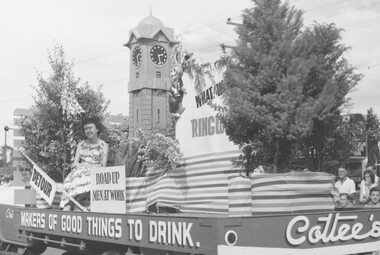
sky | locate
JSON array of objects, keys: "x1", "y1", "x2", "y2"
[{"x1": 0, "y1": 0, "x2": 380, "y2": 146}]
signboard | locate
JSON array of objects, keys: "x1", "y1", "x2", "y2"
[
  {"x1": 29, "y1": 165, "x2": 57, "y2": 205},
  {"x1": 218, "y1": 210, "x2": 380, "y2": 255},
  {"x1": 176, "y1": 75, "x2": 239, "y2": 157},
  {"x1": 15, "y1": 208, "x2": 204, "y2": 254},
  {"x1": 90, "y1": 166, "x2": 126, "y2": 214},
  {"x1": 12, "y1": 206, "x2": 380, "y2": 254}
]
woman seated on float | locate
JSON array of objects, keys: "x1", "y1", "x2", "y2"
[{"x1": 61, "y1": 117, "x2": 109, "y2": 210}]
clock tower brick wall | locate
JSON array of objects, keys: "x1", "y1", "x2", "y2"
[{"x1": 125, "y1": 16, "x2": 174, "y2": 136}]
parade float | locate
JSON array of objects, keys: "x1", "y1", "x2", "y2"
[{"x1": 0, "y1": 30, "x2": 378, "y2": 255}]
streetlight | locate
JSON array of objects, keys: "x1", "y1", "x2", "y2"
[{"x1": 4, "y1": 126, "x2": 9, "y2": 164}]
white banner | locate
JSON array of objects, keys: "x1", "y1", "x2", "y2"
[
  {"x1": 176, "y1": 75, "x2": 239, "y2": 157},
  {"x1": 30, "y1": 165, "x2": 57, "y2": 205},
  {"x1": 90, "y1": 166, "x2": 126, "y2": 214}
]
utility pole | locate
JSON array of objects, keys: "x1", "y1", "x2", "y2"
[
  {"x1": 226, "y1": 17, "x2": 242, "y2": 26},
  {"x1": 4, "y1": 126, "x2": 9, "y2": 165},
  {"x1": 222, "y1": 18, "x2": 243, "y2": 50}
]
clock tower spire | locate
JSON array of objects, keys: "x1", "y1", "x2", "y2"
[{"x1": 124, "y1": 15, "x2": 176, "y2": 136}]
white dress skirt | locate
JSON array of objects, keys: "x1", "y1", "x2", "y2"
[{"x1": 60, "y1": 140, "x2": 106, "y2": 208}]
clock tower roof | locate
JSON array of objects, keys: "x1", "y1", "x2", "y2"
[
  {"x1": 124, "y1": 15, "x2": 176, "y2": 48},
  {"x1": 138, "y1": 15, "x2": 164, "y2": 28}
]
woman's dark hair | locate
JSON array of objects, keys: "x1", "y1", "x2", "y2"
[
  {"x1": 82, "y1": 116, "x2": 102, "y2": 133},
  {"x1": 363, "y1": 169, "x2": 375, "y2": 184}
]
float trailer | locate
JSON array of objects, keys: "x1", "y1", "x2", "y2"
[{"x1": 0, "y1": 204, "x2": 380, "y2": 255}]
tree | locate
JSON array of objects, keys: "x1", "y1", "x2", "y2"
[
  {"x1": 21, "y1": 45, "x2": 109, "y2": 181},
  {"x1": 308, "y1": 114, "x2": 365, "y2": 173},
  {"x1": 215, "y1": 0, "x2": 361, "y2": 172},
  {"x1": 366, "y1": 108, "x2": 380, "y2": 167}
]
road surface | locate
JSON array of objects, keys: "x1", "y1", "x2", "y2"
[{"x1": 43, "y1": 247, "x2": 66, "y2": 255}]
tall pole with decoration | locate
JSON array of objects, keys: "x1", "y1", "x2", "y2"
[{"x1": 60, "y1": 85, "x2": 84, "y2": 180}]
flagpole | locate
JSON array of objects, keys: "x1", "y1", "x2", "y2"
[
  {"x1": 60, "y1": 86, "x2": 85, "y2": 179},
  {"x1": 61, "y1": 119, "x2": 67, "y2": 181}
]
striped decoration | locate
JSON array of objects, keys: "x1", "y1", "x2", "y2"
[
  {"x1": 228, "y1": 175, "x2": 252, "y2": 216},
  {"x1": 34, "y1": 150, "x2": 242, "y2": 213},
  {"x1": 60, "y1": 87, "x2": 84, "y2": 168},
  {"x1": 125, "y1": 177, "x2": 148, "y2": 213},
  {"x1": 68, "y1": 121, "x2": 75, "y2": 165},
  {"x1": 35, "y1": 158, "x2": 335, "y2": 216},
  {"x1": 145, "y1": 150, "x2": 242, "y2": 215},
  {"x1": 251, "y1": 172, "x2": 335, "y2": 214},
  {"x1": 36, "y1": 184, "x2": 63, "y2": 209}
]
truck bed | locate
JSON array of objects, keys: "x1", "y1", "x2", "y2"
[{"x1": 0, "y1": 204, "x2": 379, "y2": 255}]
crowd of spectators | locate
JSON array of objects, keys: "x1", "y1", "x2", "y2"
[{"x1": 334, "y1": 166, "x2": 380, "y2": 208}]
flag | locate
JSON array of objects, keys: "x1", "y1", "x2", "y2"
[{"x1": 60, "y1": 87, "x2": 84, "y2": 118}]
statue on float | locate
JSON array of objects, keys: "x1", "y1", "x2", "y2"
[{"x1": 169, "y1": 38, "x2": 193, "y2": 118}]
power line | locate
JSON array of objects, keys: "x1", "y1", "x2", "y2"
[
  {"x1": 345, "y1": 16, "x2": 380, "y2": 31},
  {"x1": 76, "y1": 50, "x2": 126, "y2": 64},
  {"x1": 305, "y1": 0, "x2": 347, "y2": 13},
  {"x1": 183, "y1": 15, "x2": 241, "y2": 34},
  {"x1": 100, "y1": 78, "x2": 129, "y2": 86},
  {"x1": 2, "y1": 2, "x2": 380, "y2": 97},
  {"x1": 324, "y1": 1, "x2": 380, "y2": 19},
  {"x1": 184, "y1": 30, "x2": 235, "y2": 47}
]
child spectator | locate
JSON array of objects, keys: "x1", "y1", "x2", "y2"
[
  {"x1": 338, "y1": 193, "x2": 353, "y2": 208},
  {"x1": 364, "y1": 187, "x2": 380, "y2": 208}
]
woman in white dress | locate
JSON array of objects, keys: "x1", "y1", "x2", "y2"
[
  {"x1": 61, "y1": 117, "x2": 109, "y2": 210},
  {"x1": 359, "y1": 169, "x2": 376, "y2": 204}
]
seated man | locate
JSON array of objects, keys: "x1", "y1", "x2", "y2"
[{"x1": 334, "y1": 167, "x2": 356, "y2": 201}]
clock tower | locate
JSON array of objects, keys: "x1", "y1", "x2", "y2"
[{"x1": 124, "y1": 14, "x2": 176, "y2": 135}]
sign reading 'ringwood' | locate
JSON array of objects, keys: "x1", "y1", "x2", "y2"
[{"x1": 176, "y1": 75, "x2": 238, "y2": 157}]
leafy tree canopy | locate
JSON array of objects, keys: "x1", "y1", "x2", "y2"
[
  {"x1": 216, "y1": 0, "x2": 362, "y2": 172},
  {"x1": 21, "y1": 45, "x2": 110, "y2": 181}
]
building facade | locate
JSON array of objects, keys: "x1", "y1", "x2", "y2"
[
  {"x1": 124, "y1": 15, "x2": 176, "y2": 135},
  {"x1": 12, "y1": 108, "x2": 33, "y2": 168}
]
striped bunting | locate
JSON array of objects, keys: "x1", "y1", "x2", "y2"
[
  {"x1": 35, "y1": 159, "x2": 335, "y2": 217},
  {"x1": 251, "y1": 172, "x2": 335, "y2": 214},
  {"x1": 145, "y1": 150, "x2": 242, "y2": 215},
  {"x1": 125, "y1": 177, "x2": 148, "y2": 213},
  {"x1": 36, "y1": 184, "x2": 63, "y2": 209},
  {"x1": 228, "y1": 175, "x2": 252, "y2": 216}
]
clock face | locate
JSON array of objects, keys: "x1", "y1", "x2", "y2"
[
  {"x1": 132, "y1": 46, "x2": 142, "y2": 67},
  {"x1": 150, "y1": 45, "x2": 167, "y2": 66}
]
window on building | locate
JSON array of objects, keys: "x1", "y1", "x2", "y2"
[
  {"x1": 156, "y1": 71, "x2": 161, "y2": 78},
  {"x1": 136, "y1": 110, "x2": 139, "y2": 124},
  {"x1": 136, "y1": 72, "x2": 139, "y2": 79},
  {"x1": 157, "y1": 109, "x2": 160, "y2": 123}
]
